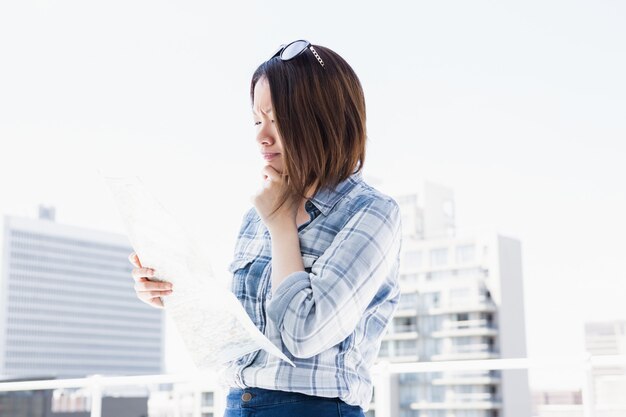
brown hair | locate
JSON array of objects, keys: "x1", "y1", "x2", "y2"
[{"x1": 250, "y1": 43, "x2": 367, "y2": 217}]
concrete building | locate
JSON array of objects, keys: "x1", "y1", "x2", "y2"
[
  {"x1": 374, "y1": 182, "x2": 531, "y2": 417},
  {"x1": 0, "y1": 207, "x2": 165, "y2": 379}
]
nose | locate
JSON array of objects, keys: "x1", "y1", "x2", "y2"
[
  {"x1": 257, "y1": 135, "x2": 274, "y2": 146},
  {"x1": 256, "y1": 124, "x2": 275, "y2": 146}
]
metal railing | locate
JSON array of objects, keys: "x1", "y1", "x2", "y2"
[
  {"x1": 0, "y1": 355, "x2": 625, "y2": 417},
  {"x1": 372, "y1": 354, "x2": 626, "y2": 417}
]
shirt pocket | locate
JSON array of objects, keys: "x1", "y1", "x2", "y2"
[
  {"x1": 228, "y1": 256, "x2": 256, "y2": 274},
  {"x1": 227, "y1": 255, "x2": 257, "y2": 296}
]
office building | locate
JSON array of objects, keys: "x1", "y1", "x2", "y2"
[{"x1": 0, "y1": 207, "x2": 165, "y2": 378}]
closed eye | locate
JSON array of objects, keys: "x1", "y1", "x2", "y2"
[{"x1": 254, "y1": 120, "x2": 274, "y2": 126}]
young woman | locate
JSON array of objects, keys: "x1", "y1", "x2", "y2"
[{"x1": 130, "y1": 40, "x2": 402, "y2": 417}]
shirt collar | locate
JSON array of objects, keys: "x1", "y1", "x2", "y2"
[{"x1": 308, "y1": 170, "x2": 363, "y2": 216}]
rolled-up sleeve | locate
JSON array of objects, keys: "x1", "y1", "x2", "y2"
[{"x1": 266, "y1": 196, "x2": 402, "y2": 358}]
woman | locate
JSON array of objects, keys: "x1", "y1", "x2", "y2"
[{"x1": 130, "y1": 40, "x2": 402, "y2": 417}]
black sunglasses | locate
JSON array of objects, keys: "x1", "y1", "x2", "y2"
[{"x1": 270, "y1": 40, "x2": 325, "y2": 69}]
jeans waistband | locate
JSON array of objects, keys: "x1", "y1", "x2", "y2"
[{"x1": 226, "y1": 387, "x2": 339, "y2": 408}]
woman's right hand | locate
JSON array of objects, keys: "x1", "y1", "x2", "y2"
[{"x1": 128, "y1": 252, "x2": 173, "y2": 309}]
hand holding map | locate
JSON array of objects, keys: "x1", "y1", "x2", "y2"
[{"x1": 105, "y1": 176, "x2": 295, "y2": 369}]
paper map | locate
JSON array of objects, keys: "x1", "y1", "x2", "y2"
[{"x1": 105, "y1": 176, "x2": 295, "y2": 369}]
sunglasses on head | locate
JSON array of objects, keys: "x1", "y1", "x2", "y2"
[{"x1": 270, "y1": 39, "x2": 325, "y2": 69}]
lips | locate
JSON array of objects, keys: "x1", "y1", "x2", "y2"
[{"x1": 262, "y1": 153, "x2": 280, "y2": 161}]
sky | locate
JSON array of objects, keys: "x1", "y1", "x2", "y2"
[{"x1": 1, "y1": 1, "x2": 625, "y2": 390}]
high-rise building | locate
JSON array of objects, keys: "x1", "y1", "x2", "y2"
[
  {"x1": 374, "y1": 182, "x2": 531, "y2": 417},
  {"x1": 0, "y1": 208, "x2": 165, "y2": 378}
]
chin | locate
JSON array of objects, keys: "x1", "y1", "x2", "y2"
[{"x1": 266, "y1": 161, "x2": 284, "y2": 174}]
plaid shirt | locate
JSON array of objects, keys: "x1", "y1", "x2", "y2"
[{"x1": 220, "y1": 171, "x2": 402, "y2": 410}]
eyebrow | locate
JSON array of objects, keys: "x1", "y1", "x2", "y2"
[{"x1": 252, "y1": 108, "x2": 273, "y2": 115}]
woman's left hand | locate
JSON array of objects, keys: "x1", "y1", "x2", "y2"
[{"x1": 251, "y1": 165, "x2": 299, "y2": 232}]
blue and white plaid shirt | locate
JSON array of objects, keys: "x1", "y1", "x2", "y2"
[{"x1": 220, "y1": 171, "x2": 402, "y2": 410}]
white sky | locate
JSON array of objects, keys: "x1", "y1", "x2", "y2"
[{"x1": 1, "y1": 1, "x2": 624, "y2": 390}]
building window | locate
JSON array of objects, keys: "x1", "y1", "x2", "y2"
[
  {"x1": 430, "y1": 248, "x2": 448, "y2": 267},
  {"x1": 400, "y1": 273, "x2": 419, "y2": 286},
  {"x1": 455, "y1": 244, "x2": 475, "y2": 264},
  {"x1": 398, "y1": 292, "x2": 418, "y2": 310},
  {"x1": 456, "y1": 313, "x2": 469, "y2": 321},
  {"x1": 394, "y1": 317, "x2": 417, "y2": 333},
  {"x1": 421, "y1": 292, "x2": 440, "y2": 309}
]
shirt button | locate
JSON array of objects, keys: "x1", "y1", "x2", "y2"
[
  {"x1": 305, "y1": 201, "x2": 313, "y2": 210},
  {"x1": 241, "y1": 392, "x2": 252, "y2": 402}
]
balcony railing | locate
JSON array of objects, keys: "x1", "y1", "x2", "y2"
[
  {"x1": 442, "y1": 319, "x2": 492, "y2": 330},
  {"x1": 432, "y1": 326, "x2": 498, "y2": 338},
  {"x1": 0, "y1": 355, "x2": 625, "y2": 417},
  {"x1": 390, "y1": 324, "x2": 418, "y2": 334}
]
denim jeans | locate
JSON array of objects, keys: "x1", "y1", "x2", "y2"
[{"x1": 224, "y1": 387, "x2": 366, "y2": 417}]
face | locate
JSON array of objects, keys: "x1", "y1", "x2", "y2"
[{"x1": 252, "y1": 77, "x2": 284, "y2": 173}]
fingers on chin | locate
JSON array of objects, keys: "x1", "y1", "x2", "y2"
[{"x1": 262, "y1": 165, "x2": 280, "y2": 178}]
